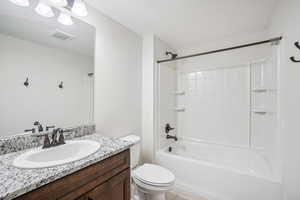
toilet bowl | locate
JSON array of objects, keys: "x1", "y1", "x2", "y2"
[
  {"x1": 120, "y1": 135, "x2": 175, "y2": 200},
  {"x1": 132, "y1": 164, "x2": 175, "y2": 200}
]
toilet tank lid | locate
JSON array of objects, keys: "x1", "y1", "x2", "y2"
[{"x1": 121, "y1": 135, "x2": 140, "y2": 143}]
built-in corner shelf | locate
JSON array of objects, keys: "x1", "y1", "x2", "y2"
[
  {"x1": 174, "y1": 91, "x2": 185, "y2": 95},
  {"x1": 252, "y1": 110, "x2": 268, "y2": 115},
  {"x1": 252, "y1": 109, "x2": 276, "y2": 115},
  {"x1": 252, "y1": 88, "x2": 277, "y2": 93},
  {"x1": 174, "y1": 107, "x2": 185, "y2": 112}
]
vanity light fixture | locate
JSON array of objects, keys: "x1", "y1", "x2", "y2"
[
  {"x1": 9, "y1": 0, "x2": 30, "y2": 7},
  {"x1": 48, "y1": 0, "x2": 67, "y2": 7},
  {"x1": 9, "y1": 0, "x2": 89, "y2": 26},
  {"x1": 35, "y1": 1, "x2": 54, "y2": 18},
  {"x1": 71, "y1": 0, "x2": 88, "y2": 17},
  {"x1": 58, "y1": 12, "x2": 73, "y2": 25}
]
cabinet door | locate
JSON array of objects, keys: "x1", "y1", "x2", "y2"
[
  {"x1": 16, "y1": 150, "x2": 130, "y2": 200},
  {"x1": 75, "y1": 195, "x2": 88, "y2": 200},
  {"x1": 87, "y1": 169, "x2": 130, "y2": 200}
]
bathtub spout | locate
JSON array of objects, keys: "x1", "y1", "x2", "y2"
[{"x1": 166, "y1": 135, "x2": 178, "y2": 141}]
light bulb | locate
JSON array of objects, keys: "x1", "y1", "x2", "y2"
[
  {"x1": 58, "y1": 12, "x2": 73, "y2": 26},
  {"x1": 35, "y1": 2, "x2": 54, "y2": 18},
  {"x1": 72, "y1": 0, "x2": 88, "y2": 17},
  {"x1": 48, "y1": 0, "x2": 67, "y2": 7},
  {"x1": 9, "y1": 0, "x2": 30, "y2": 7}
]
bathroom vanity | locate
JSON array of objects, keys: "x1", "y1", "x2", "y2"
[
  {"x1": 0, "y1": 134, "x2": 133, "y2": 200},
  {"x1": 15, "y1": 150, "x2": 130, "y2": 200}
]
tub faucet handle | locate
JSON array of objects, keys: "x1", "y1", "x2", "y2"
[{"x1": 165, "y1": 123, "x2": 175, "y2": 133}]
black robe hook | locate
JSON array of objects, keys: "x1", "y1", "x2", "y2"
[
  {"x1": 295, "y1": 42, "x2": 300, "y2": 50},
  {"x1": 290, "y1": 56, "x2": 300, "y2": 63},
  {"x1": 59, "y1": 81, "x2": 63, "y2": 89},
  {"x1": 24, "y1": 78, "x2": 29, "y2": 87},
  {"x1": 290, "y1": 41, "x2": 300, "y2": 63}
]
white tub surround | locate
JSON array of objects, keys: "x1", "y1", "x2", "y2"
[
  {"x1": 156, "y1": 43, "x2": 282, "y2": 200},
  {"x1": 156, "y1": 140, "x2": 282, "y2": 200}
]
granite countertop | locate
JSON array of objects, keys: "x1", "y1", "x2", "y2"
[{"x1": 0, "y1": 133, "x2": 133, "y2": 200}]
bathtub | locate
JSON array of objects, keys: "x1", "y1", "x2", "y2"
[{"x1": 155, "y1": 140, "x2": 282, "y2": 200}]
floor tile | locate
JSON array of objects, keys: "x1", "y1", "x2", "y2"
[
  {"x1": 174, "y1": 193, "x2": 208, "y2": 200},
  {"x1": 166, "y1": 191, "x2": 178, "y2": 200}
]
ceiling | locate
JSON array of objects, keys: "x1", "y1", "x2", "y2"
[
  {"x1": 86, "y1": 0, "x2": 279, "y2": 49},
  {"x1": 0, "y1": 0, "x2": 95, "y2": 57}
]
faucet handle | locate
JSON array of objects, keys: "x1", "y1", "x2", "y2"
[
  {"x1": 58, "y1": 132, "x2": 66, "y2": 145},
  {"x1": 46, "y1": 125, "x2": 55, "y2": 131},
  {"x1": 165, "y1": 123, "x2": 175, "y2": 133},
  {"x1": 24, "y1": 128, "x2": 35, "y2": 134},
  {"x1": 42, "y1": 135, "x2": 51, "y2": 149},
  {"x1": 33, "y1": 121, "x2": 44, "y2": 132},
  {"x1": 50, "y1": 128, "x2": 60, "y2": 146}
]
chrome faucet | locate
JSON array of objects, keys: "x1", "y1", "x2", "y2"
[
  {"x1": 30, "y1": 122, "x2": 71, "y2": 148},
  {"x1": 48, "y1": 128, "x2": 67, "y2": 147},
  {"x1": 50, "y1": 128, "x2": 60, "y2": 147},
  {"x1": 41, "y1": 128, "x2": 67, "y2": 149},
  {"x1": 42, "y1": 134, "x2": 51, "y2": 148}
]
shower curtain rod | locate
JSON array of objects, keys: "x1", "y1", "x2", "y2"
[{"x1": 157, "y1": 36, "x2": 282, "y2": 64}]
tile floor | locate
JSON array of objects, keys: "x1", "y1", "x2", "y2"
[{"x1": 166, "y1": 191, "x2": 208, "y2": 200}]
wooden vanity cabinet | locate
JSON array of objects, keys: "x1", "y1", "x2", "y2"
[
  {"x1": 84, "y1": 169, "x2": 130, "y2": 200},
  {"x1": 15, "y1": 150, "x2": 130, "y2": 200}
]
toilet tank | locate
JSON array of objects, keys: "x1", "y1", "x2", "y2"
[{"x1": 121, "y1": 135, "x2": 141, "y2": 169}]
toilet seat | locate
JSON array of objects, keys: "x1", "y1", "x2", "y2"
[
  {"x1": 134, "y1": 176, "x2": 172, "y2": 187},
  {"x1": 133, "y1": 164, "x2": 175, "y2": 187},
  {"x1": 133, "y1": 176, "x2": 173, "y2": 193}
]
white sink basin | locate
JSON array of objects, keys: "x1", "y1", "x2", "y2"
[{"x1": 13, "y1": 140, "x2": 100, "y2": 169}]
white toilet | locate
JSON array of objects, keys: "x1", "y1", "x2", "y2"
[{"x1": 121, "y1": 135, "x2": 175, "y2": 200}]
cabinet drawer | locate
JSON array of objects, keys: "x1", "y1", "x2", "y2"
[{"x1": 15, "y1": 150, "x2": 130, "y2": 200}]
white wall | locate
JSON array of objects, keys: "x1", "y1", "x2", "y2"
[
  {"x1": 80, "y1": 5, "x2": 142, "y2": 138},
  {"x1": 158, "y1": 61, "x2": 177, "y2": 149},
  {"x1": 0, "y1": 33, "x2": 93, "y2": 136},
  {"x1": 142, "y1": 34, "x2": 155, "y2": 163},
  {"x1": 269, "y1": 0, "x2": 300, "y2": 199},
  {"x1": 142, "y1": 34, "x2": 176, "y2": 162},
  {"x1": 155, "y1": 38, "x2": 178, "y2": 152}
]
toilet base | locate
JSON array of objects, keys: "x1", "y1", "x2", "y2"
[
  {"x1": 131, "y1": 182, "x2": 166, "y2": 200},
  {"x1": 134, "y1": 190, "x2": 166, "y2": 200}
]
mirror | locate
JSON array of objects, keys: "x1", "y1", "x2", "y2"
[{"x1": 0, "y1": 0, "x2": 95, "y2": 137}]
